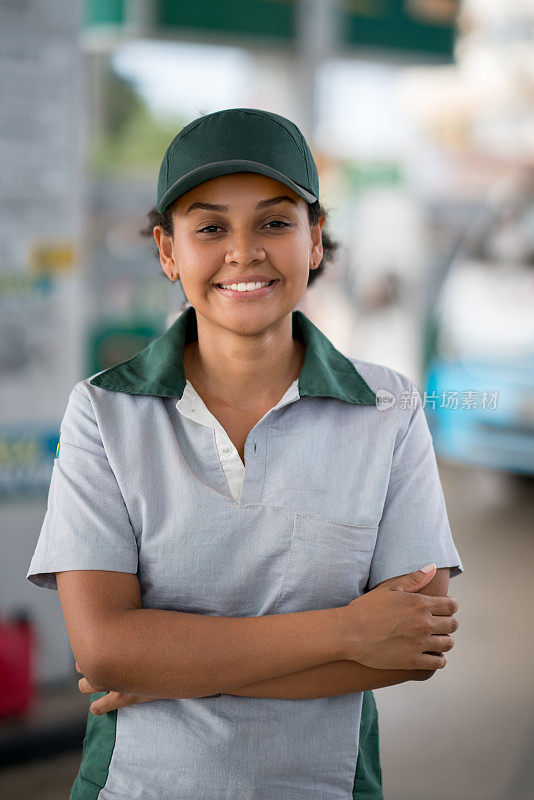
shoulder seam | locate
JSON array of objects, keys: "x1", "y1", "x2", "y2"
[
  {"x1": 73, "y1": 386, "x2": 92, "y2": 404},
  {"x1": 394, "y1": 379, "x2": 423, "y2": 452}
]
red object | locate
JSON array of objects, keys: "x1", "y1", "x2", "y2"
[{"x1": 0, "y1": 613, "x2": 35, "y2": 718}]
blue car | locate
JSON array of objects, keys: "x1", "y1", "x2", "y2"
[
  {"x1": 425, "y1": 356, "x2": 534, "y2": 476},
  {"x1": 423, "y1": 180, "x2": 534, "y2": 476}
]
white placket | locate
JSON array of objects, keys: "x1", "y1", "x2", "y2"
[{"x1": 176, "y1": 380, "x2": 245, "y2": 504}]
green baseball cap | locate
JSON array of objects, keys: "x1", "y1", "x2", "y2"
[{"x1": 156, "y1": 107, "x2": 319, "y2": 214}]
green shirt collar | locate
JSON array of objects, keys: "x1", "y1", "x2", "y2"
[{"x1": 89, "y1": 305, "x2": 376, "y2": 406}]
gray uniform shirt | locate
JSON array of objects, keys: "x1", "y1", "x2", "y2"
[{"x1": 27, "y1": 305, "x2": 463, "y2": 800}]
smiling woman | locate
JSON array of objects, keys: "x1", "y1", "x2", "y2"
[{"x1": 26, "y1": 107, "x2": 463, "y2": 800}]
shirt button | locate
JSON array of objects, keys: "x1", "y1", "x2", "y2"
[{"x1": 221, "y1": 445, "x2": 232, "y2": 455}]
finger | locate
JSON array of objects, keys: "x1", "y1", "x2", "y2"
[
  {"x1": 90, "y1": 693, "x2": 154, "y2": 715},
  {"x1": 90, "y1": 693, "x2": 142, "y2": 715},
  {"x1": 431, "y1": 615, "x2": 459, "y2": 635},
  {"x1": 426, "y1": 634, "x2": 455, "y2": 652},
  {"x1": 418, "y1": 652, "x2": 447, "y2": 669},
  {"x1": 75, "y1": 661, "x2": 82, "y2": 673},
  {"x1": 78, "y1": 676, "x2": 109, "y2": 693},
  {"x1": 90, "y1": 692, "x2": 120, "y2": 715},
  {"x1": 429, "y1": 596, "x2": 458, "y2": 615},
  {"x1": 78, "y1": 677, "x2": 97, "y2": 694}
]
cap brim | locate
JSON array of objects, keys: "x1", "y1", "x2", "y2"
[{"x1": 157, "y1": 159, "x2": 317, "y2": 213}]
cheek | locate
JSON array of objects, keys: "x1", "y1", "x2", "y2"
[
  {"x1": 281, "y1": 250, "x2": 312, "y2": 288},
  {"x1": 269, "y1": 238, "x2": 308, "y2": 272},
  {"x1": 176, "y1": 253, "x2": 216, "y2": 291},
  {"x1": 280, "y1": 234, "x2": 312, "y2": 269}
]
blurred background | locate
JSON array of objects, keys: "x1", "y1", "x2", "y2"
[{"x1": 1, "y1": 1, "x2": 533, "y2": 798}]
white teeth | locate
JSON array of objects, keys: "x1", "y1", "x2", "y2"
[{"x1": 218, "y1": 280, "x2": 273, "y2": 292}]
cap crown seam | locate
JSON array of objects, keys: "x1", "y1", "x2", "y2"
[
  {"x1": 234, "y1": 109, "x2": 306, "y2": 161},
  {"x1": 169, "y1": 116, "x2": 211, "y2": 151}
]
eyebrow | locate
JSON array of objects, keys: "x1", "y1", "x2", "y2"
[{"x1": 185, "y1": 195, "x2": 298, "y2": 215}]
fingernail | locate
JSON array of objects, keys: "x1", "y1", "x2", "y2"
[{"x1": 421, "y1": 563, "x2": 436, "y2": 573}]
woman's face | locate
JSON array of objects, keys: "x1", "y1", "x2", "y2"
[{"x1": 154, "y1": 172, "x2": 324, "y2": 334}]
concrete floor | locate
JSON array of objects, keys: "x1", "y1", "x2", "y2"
[
  {"x1": 375, "y1": 462, "x2": 534, "y2": 800},
  {"x1": 0, "y1": 461, "x2": 532, "y2": 799}
]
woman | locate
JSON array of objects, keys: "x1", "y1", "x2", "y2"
[{"x1": 27, "y1": 108, "x2": 463, "y2": 800}]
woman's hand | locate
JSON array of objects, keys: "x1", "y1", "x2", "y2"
[
  {"x1": 75, "y1": 662, "x2": 155, "y2": 716},
  {"x1": 339, "y1": 566, "x2": 458, "y2": 670}
]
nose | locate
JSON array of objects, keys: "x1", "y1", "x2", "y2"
[{"x1": 224, "y1": 228, "x2": 266, "y2": 265}]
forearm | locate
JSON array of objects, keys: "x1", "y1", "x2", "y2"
[
  {"x1": 224, "y1": 660, "x2": 427, "y2": 699},
  {"x1": 221, "y1": 575, "x2": 451, "y2": 700},
  {"x1": 92, "y1": 606, "x2": 346, "y2": 699}
]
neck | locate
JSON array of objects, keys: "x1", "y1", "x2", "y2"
[{"x1": 182, "y1": 311, "x2": 305, "y2": 410}]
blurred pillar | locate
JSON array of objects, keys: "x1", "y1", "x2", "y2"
[
  {"x1": 124, "y1": 0, "x2": 157, "y2": 36},
  {"x1": 294, "y1": 0, "x2": 342, "y2": 141}
]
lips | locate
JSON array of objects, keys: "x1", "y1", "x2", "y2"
[{"x1": 212, "y1": 274, "x2": 278, "y2": 286}]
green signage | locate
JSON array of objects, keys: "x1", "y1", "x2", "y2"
[
  {"x1": 84, "y1": 0, "x2": 458, "y2": 61},
  {"x1": 85, "y1": 0, "x2": 124, "y2": 27},
  {"x1": 341, "y1": 0, "x2": 457, "y2": 61},
  {"x1": 345, "y1": 161, "x2": 404, "y2": 191},
  {"x1": 159, "y1": 0, "x2": 292, "y2": 41}
]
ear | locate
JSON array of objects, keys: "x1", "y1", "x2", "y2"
[{"x1": 153, "y1": 225, "x2": 178, "y2": 280}]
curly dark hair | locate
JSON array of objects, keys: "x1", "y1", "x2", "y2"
[{"x1": 138, "y1": 197, "x2": 339, "y2": 288}]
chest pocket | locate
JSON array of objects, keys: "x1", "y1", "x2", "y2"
[{"x1": 273, "y1": 513, "x2": 377, "y2": 613}]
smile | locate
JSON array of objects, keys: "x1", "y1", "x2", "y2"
[{"x1": 213, "y1": 280, "x2": 279, "y2": 298}]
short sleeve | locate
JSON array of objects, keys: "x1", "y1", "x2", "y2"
[
  {"x1": 367, "y1": 381, "x2": 464, "y2": 591},
  {"x1": 26, "y1": 385, "x2": 138, "y2": 591}
]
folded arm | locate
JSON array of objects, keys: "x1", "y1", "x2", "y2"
[
  {"x1": 57, "y1": 569, "x2": 348, "y2": 698},
  {"x1": 224, "y1": 568, "x2": 451, "y2": 699},
  {"x1": 59, "y1": 567, "x2": 449, "y2": 701}
]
